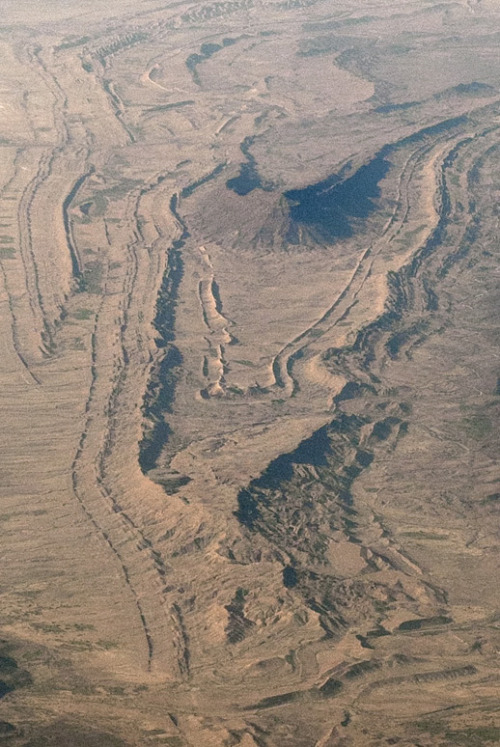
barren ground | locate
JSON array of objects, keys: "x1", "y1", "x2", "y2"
[{"x1": 0, "y1": 0, "x2": 498, "y2": 744}]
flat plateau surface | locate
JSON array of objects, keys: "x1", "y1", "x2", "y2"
[{"x1": 0, "y1": 0, "x2": 498, "y2": 744}]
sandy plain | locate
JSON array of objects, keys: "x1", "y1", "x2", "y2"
[{"x1": 0, "y1": 0, "x2": 498, "y2": 744}]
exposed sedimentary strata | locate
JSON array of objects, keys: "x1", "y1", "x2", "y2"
[{"x1": 0, "y1": 1, "x2": 498, "y2": 745}]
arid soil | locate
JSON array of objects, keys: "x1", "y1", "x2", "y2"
[{"x1": 0, "y1": 0, "x2": 498, "y2": 744}]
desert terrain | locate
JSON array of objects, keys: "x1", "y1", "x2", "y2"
[{"x1": 0, "y1": 0, "x2": 498, "y2": 744}]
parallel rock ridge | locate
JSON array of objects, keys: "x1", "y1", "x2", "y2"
[{"x1": 0, "y1": 0, "x2": 498, "y2": 744}]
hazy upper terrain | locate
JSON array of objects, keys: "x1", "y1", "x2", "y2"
[{"x1": 0, "y1": 0, "x2": 498, "y2": 744}]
